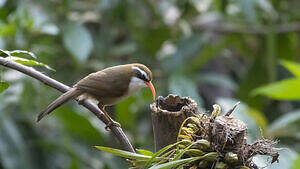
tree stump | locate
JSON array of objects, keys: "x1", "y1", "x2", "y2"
[{"x1": 150, "y1": 94, "x2": 198, "y2": 151}]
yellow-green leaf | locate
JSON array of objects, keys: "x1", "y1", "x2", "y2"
[
  {"x1": 9, "y1": 56, "x2": 55, "y2": 71},
  {"x1": 246, "y1": 108, "x2": 267, "y2": 130},
  {"x1": 10, "y1": 50, "x2": 37, "y2": 59},
  {"x1": 136, "y1": 149, "x2": 154, "y2": 156},
  {"x1": 0, "y1": 82, "x2": 9, "y2": 93},
  {"x1": 252, "y1": 79, "x2": 300, "y2": 100},
  {"x1": 280, "y1": 60, "x2": 300, "y2": 78},
  {"x1": 95, "y1": 146, "x2": 152, "y2": 160},
  {"x1": 291, "y1": 155, "x2": 300, "y2": 169},
  {"x1": 149, "y1": 157, "x2": 201, "y2": 169},
  {"x1": 0, "y1": 49, "x2": 10, "y2": 57}
]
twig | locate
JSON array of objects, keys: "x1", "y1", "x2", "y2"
[
  {"x1": 225, "y1": 102, "x2": 240, "y2": 116},
  {"x1": 0, "y1": 57, "x2": 135, "y2": 153}
]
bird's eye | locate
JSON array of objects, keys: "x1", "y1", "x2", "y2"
[
  {"x1": 133, "y1": 66, "x2": 149, "y2": 82},
  {"x1": 142, "y1": 74, "x2": 150, "y2": 82}
]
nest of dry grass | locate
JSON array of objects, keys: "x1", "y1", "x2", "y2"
[{"x1": 175, "y1": 103, "x2": 279, "y2": 169}]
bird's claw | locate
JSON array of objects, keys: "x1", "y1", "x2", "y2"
[{"x1": 105, "y1": 121, "x2": 121, "y2": 131}]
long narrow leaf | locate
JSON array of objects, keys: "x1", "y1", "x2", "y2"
[
  {"x1": 149, "y1": 157, "x2": 201, "y2": 169},
  {"x1": 171, "y1": 142, "x2": 197, "y2": 162},
  {"x1": 136, "y1": 149, "x2": 155, "y2": 156},
  {"x1": 144, "y1": 141, "x2": 185, "y2": 168},
  {"x1": 9, "y1": 56, "x2": 55, "y2": 71},
  {"x1": 10, "y1": 50, "x2": 37, "y2": 59},
  {"x1": 252, "y1": 79, "x2": 300, "y2": 100},
  {"x1": 94, "y1": 146, "x2": 152, "y2": 160}
]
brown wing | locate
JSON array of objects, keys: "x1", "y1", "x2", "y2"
[{"x1": 74, "y1": 65, "x2": 131, "y2": 99}]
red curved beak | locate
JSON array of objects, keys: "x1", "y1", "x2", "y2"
[{"x1": 145, "y1": 81, "x2": 156, "y2": 100}]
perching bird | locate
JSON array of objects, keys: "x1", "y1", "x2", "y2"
[{"x1": 37, "y1": 63, "x2": 156, "y2": 128}]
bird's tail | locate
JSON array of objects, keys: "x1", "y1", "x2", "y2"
[{"x1": 37, "y1": 88, "x2": 83, "y2": 122}]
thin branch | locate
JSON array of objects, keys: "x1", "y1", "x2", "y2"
[
  {"x1": 225, "y1": 102, "x2": 240, "y2": 116},
  {"x1": 0, "y1": 57, "x2": 135, "y2": 153}
]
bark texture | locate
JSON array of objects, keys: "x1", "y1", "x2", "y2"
[{"x1": 150, "y1": 94, "x2": 198, "y2": 151}]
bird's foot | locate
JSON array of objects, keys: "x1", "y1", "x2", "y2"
[
  {"x1": 105, "y1": 121, "x2": 121, "y2": 131},
  {"x1": 77, "y1": 99, "x2": 84, "y2": 105}
]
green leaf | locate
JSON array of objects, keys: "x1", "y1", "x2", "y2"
[
  {"x1": 0, "y1": 82, "x2": 9, "y2": 93},
  {"x1": 171, "y1": 140, "x2": 206, "y2": 162},
  {"x1": 0, "y1": 49, "x2": 10, "y2": 57},
  {"x1": 246, "y1": 108, "x2": 267, "y2": 131},
  {"x1": 280, "y1": 60, "x2": 300, "y2": 78},
  {"x1": 252, "y1": 78, "x2": 300, "y2": 100},
  {"x1": 95, "y1": 146, "x2": 152, "y2": 160},
  {"x1": 9, "y1": 56, "x2": 55, "y2": 71},
  {"x1": 144, "y1": 141, "x2": 184, "y2": 168},
  {"x1": 0, "y1": 49, "x2": 36, "y2": 59},
  {"x1": 291, "y1": 155, "x2": 300, "y2": 169},
  {"x1": 136, "y1": 149, "x2": 154, "y2": 156},
  {"x1": 9, "y1": 50, "x2": 37, "y2": 59},
  {"x1": 149, "y1": 157, "x2": 201, "y2": 169},
  {"x1": 62, "y1": 22, "x2": 93, "y2": 62}
]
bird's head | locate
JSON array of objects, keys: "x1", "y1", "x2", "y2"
[{"x1": 129, "y1": 63, "x2": 156, "y2": 100}]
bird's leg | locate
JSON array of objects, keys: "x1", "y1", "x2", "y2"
[{"x1": 98, "y1": 103, "x2": 121, "y2": 131}]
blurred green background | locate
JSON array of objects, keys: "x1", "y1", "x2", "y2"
[{"x1": 0, "y1": 0, "x2": 300, "y2": 168}]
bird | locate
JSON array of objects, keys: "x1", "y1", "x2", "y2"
[{"x1": 37, "y1": 63, "x2": 156, "y2": 129}]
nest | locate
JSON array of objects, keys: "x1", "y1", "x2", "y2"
[{"x1": 151, "y1": 95, "x2": 280, "y2": 169}]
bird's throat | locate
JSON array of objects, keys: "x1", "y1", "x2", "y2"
[{"x1": 127, "y1": 77, "x2": 147, "y2": 96}]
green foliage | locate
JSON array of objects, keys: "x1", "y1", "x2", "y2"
[
  {"x1": 252, "y1": 61, "x2": 300, "y2": 100},
  {"x1": 292, "y1": 155, "x2": 300, "y2": 169},
  {"x1": 0, "y1": 49, "x2": 10, "y2": 57},
  {"x1": 148, "y1": 157, "x2": 201, "y2": 169},
  {"x1": 95, "y1": 142, "x2": 208, "y2": 169},
  {"x1": 0, "y1": 0, "x2": 300, "y2": 168},
  {"x1": 280, "y1": 60, "x2": 300, "y2": 78},
  {"x1": 10, "y1": 56, "x2": 54, "y2": 71},
  {"x1": 0, "y1": 49, "x2": 54, "y2": 70},
  {"x1": 0, "y1": 81, "x2": 9, "y2": 93},
  {"x1": 95, "y1": 146, "x2": 152, "y2": 160},
  {"x1": 9, "y1": 50, "x2": 37, "y2": 59},
  {"x1": 252, "y1": 79, "x2": 300, "y2": 100},
  {"x1": 136, "y1": 149, "x2": 154, "y2": 156}
]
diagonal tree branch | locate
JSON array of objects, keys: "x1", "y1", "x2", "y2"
[{"x1": 0, "y1": 56, "x2": 135, "y2": 153}]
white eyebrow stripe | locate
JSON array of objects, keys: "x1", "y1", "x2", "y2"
[{"x1": 132, "y1": 66, "x2": 149, "y2": 80}]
